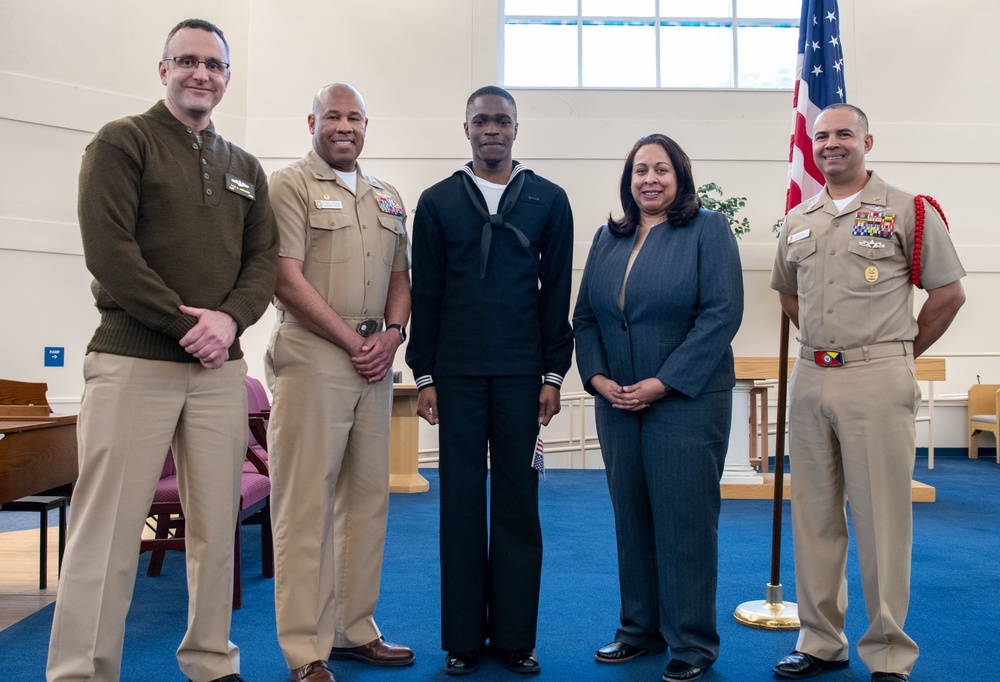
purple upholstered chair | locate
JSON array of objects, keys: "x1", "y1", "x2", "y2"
[{"x1": 140, "y1": 376, "x2": 273, "y2": 609}]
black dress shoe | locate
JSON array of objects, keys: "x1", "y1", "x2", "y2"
[
  {"x1": 871, "y1": 674, "x2": 908, "y2": 682},
  {"x1": 663, "y1": 658, "x2": 704, "y2": 682},
  {"x1": 191, "y1": 676, "x2": 247, "y2": 682},
  {"x1": 595, "y1": 641, "x2": 652, "y2": 663},
  {"x1": 773, "y1": 651, "x2": 850, "y2": 679},
  {"x1": 500, "y1": 649, "x2": 540, "y2": 675},
  {"x1": 444, "y1": 650, "x2": 481, "y2": 675}
]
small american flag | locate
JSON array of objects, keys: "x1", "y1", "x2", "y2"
[
  {"x1": 531, "y1": 435, "x2": 545, "y2": 478},
  {"x1": 786, "y1": 0, "x2": 846, "y2": 212}
]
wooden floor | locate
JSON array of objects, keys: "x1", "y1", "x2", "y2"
[
  {"x1": 0, "y1": 522, "x2": 163, "y2": 633},
  {"x1": 0, "y1": 527, "x2": 60, "y2": 632}
]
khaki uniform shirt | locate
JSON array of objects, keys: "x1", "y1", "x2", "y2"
[
  {"x1": 269, "y1": 150, "x2": 409, "y2": 320},
  {"x1": 771, "y1": 171, "x2": 965, "y2": 350}
]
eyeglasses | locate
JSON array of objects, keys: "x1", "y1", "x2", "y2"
[{"x1": 164, "y1": 56, "x2": 229, "y2": 75}]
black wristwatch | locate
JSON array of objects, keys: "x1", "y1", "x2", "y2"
[{"x1": 386, "y1": 323, "x2": 406, "y2": 342}]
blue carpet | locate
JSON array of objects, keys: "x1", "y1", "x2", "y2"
[{"x1": 1, "y1": 456, "x2": 998, "y2": 681}]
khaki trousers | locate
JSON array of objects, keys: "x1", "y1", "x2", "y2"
[
  {"x1": 47, "y1": 353, "x2": 248, "y2": 682},
  {"x1": 266, "y1": 321, "x2": 390, "y2": 668},
  {"x1": 788, "y1": 354, "x2": 920, "y2": 675}
]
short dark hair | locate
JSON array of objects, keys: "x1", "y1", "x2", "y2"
[
  {"x1": 608, "y1": 134, "x2": 700, "y2": 237},
  {"x1": 465, "y1": 85, "x2": 517, "y2": 119},
  {"x1": 820, "y1": 103, "x2": 869, "y2": 135},
  {"x1": 163, "y1": 18, "x2": 229, "y2": 62}
]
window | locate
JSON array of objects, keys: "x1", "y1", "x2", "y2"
[{"x1": 501, "y1": 0, "x2": 800, "y2": 89}]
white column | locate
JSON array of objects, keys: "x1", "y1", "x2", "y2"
[{"x1": 722, "y1": 379, "x2": 764, "y2": 484}]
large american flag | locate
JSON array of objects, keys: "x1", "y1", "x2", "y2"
[{"x1": 786, "y1": 0, "x2": 846, "y2": 212}]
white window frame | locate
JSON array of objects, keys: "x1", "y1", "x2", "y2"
[{"x1": 499, "y1": 0, "x2": 800, "y2": 90}]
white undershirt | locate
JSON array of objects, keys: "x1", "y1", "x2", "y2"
[
  {"x1": 833, "y1": 190, "x2": 862, "y2": 212},
  {"x1": 334, "y1": 169, "x2": 358, "y2": 195},
  {"x1": 474, "y1": 176, "x2": 507, "y2": 214}
]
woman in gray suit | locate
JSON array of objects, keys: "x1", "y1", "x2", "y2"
[{"x1": 573, "y1": 134, "x2": 743, "y2": 682}]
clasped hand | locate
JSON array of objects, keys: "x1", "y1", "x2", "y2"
[
  {"x1": 351, "y1": 331, "x2": 400, "y2": 383},
  {"x1": 179, "y1": 305, "x2": 237, "y2": 369},
  {"x1": 593, "y1": 375, "x2": 667, "y2": 411}
]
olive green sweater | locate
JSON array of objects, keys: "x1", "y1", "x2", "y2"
[{"x1": 79, "y1": 101, "x2": 278, "y2": 362}]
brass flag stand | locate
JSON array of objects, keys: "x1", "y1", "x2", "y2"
[{"x1": 734, "y1": 313, "x2": 799, "y2": 630}]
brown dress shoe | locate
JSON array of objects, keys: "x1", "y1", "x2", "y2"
[
  {"x1": 290, "y1": 660, "x2": 336, "y2": 681},
  {"x1": 329, "y1": 636, "x2": 415, "y2": 667}
]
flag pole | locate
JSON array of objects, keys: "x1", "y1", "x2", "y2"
[
  {"x1": 734, "y1": 0, "x2": 845, "y2": 630},
  {"x1": 734, "y1": 311, "x2": 798, "y2": 629}
]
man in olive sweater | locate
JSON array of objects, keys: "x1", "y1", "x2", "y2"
[{"x1": 46, "y1": 19, "x2": 277, "y2": 682}]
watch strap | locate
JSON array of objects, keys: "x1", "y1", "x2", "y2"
[{"x1": 386, "y1": 323, "x2": 406, "y2": 342}]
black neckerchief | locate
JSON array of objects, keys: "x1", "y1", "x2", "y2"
[{"x1": 460, "y1": 164, "x2": 531, "y2": 278}]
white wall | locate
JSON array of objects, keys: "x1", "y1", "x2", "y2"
[
  {"x1": 1, "y1": 1, "x2": 997, "y2": 447},
  {"x1": 0, "y1": 1, "x2": 253, "y2": 406}
]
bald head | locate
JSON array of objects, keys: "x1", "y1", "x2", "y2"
[{"x1": 313, "y1": 83, "x2": 366, "y2": 118}]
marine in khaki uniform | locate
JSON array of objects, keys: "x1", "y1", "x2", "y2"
[
  {"x1": 770, "y1": 104, "x2": 965, "y2": 682},
  {"x1": 266, "y1": 83, "x2": 413, "y2": 682}
]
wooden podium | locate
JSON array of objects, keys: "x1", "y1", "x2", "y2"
[{"x1": 389, "y1": 384, "x2": 428, "y2": 493}]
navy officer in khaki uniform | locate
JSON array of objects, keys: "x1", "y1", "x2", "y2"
[
  {"x1": 266, "y1": 83, "x2": 414, "y2": 682},
  {"x1": 770, "y1": 103, "x2": 965, "y2": 682}
]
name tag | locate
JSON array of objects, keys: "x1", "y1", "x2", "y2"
[
  {"x1": 788, "y1": 229, "x2": 810, "y2": 244},
  {"x1": 314, "y1": 200, "x2": 343, "y2": 209},
  {"x1": 225, "y1": 174, "x2": 255, "y2": 200}
]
